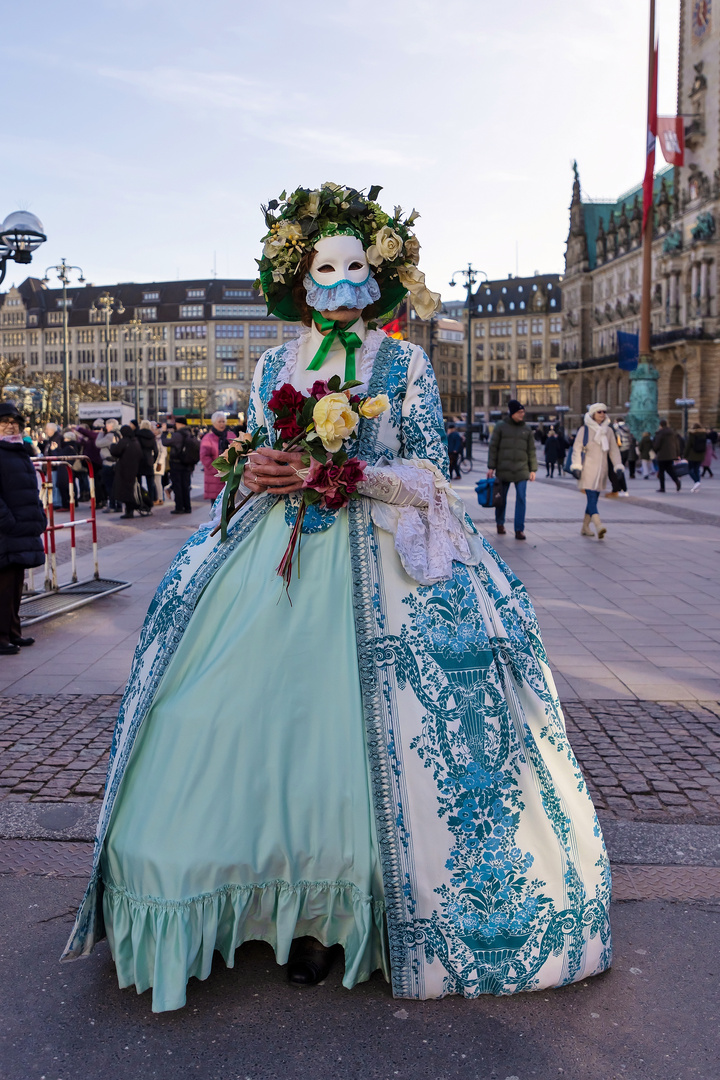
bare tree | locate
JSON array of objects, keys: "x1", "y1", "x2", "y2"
[
  {"x1": 26, "y1": 372, "x2": 64, "y2": 424},
  {"x1": 0, "y1": 354, "x2": 26, "y2": 399}
]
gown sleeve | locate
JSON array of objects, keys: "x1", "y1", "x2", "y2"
[{"x1": 356, "y1": 343, "x2": 483, "y2": 585}]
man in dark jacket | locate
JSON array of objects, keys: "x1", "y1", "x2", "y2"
[
  {"x1": 446, "y1": 425, "x2": 464, "y2": 480},
  {"x1": 110, "y1": 426, "x2": 145, "y2": 518},
  {"x1": 0, "y1": 402, "x2": 46, "y2": 654},
  {"x1": 487, "y1": 399, "x2": 537, "y2": 540},
  {"x1": 162, "y1": 419, "x2": 199, "y2": 514},
  {"x1": 653, "y1": 419, "x2": 682, "y2": 493}
]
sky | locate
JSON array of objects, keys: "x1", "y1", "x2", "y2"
[{"x1": 0, "y1": 0, "x2": 680, "y2": 298}]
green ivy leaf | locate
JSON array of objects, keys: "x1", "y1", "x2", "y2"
[
  {"x1": 327, "y1": 374, "x2": 341, "y2": 392},
  {"x1": 368, "y1": 185, "x2": 382, "y2": 202}
]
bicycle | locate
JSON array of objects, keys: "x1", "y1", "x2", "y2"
[{"x1": 459, "y1": 456, "x2": 474, "y2": 474}]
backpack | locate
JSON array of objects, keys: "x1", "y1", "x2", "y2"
[
  {"x1": 692, "y1": 432, "x2": 706, "y2": 454},
  {"x1": 179, "y1": 431, "x2": 200, "y2": 466}
]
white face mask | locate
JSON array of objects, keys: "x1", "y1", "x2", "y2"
[{"x1": 309, "y1": 234, "x2": 370, "y2": 287}]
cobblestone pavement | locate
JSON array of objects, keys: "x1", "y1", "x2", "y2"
[{"x1": 2, "y1": 694, "x2": 720, "y2": 824}]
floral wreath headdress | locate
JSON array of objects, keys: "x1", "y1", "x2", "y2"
[{"x1": 254, "y1": 182, "x2": 441, "y2": 322}]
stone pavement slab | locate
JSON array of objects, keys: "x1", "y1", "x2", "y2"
[{"x1": 1, "y1": 875, "x2": 719, "y2": 1080}]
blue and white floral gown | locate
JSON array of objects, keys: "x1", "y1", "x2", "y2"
[{"x1": 63, "y1": 323, "x2": 611, "y2": 1011}]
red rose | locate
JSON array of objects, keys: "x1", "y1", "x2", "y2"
[
  {"x1": 274, "y1": 414, "x2": 303, "y2": 440},
  {"x1": 348, "y1": 394, "x2": 362, "y2": 405},
  {"x1": 324, "y1": 488, "x2": 350, "y2": 510},
  {"x1": 309, "y1": 380, "x2": 332, "y2": 400},
  {"x1": 303, "y1": 458, "x2": 343, "y2": 494},
  {"x1": 267, "y1": 383, "x2": 305, "y2": 413},
  {"x1": 338, "y1": 457, "x2": 367, "y2": 493}
]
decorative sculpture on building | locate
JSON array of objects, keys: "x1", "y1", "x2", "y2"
[
  {"x1": 629, "y1": 195, "x2": 642, "y2": 245},
  {"x1": 688, "y1": 164, "x2": 711, "y2": 203},
  {"x1": 662, "y1": 227, "x2": 682, "y2": 254},
  {"x1": 686, "y1": 61, "x2": 707, "y2": 149},
  {"x1": 656, "y1": 179, "x2": 671, "y2": 231},
  {"x1": 595, "y1": 218, "x2": 606, "y2": 265},
  {"x1": 606, "y1": 210, "x2": 618, "y2": 259},
  {"x1": 691, "y1": 211, "x2": 716, "y2": 243},
  {"x1": 617, "y1": 203, "x2": 629, "y2": 252}
]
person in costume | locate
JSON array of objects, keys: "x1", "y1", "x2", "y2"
[{"x1": 63, "y1": 183, "x2": 611, "y2": 1012}]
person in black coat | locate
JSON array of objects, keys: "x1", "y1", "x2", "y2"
[
  {"x1": 137, "y1": 421, "x2": 159, "y2": 504},
  {"x1": 110, "y1": 426, "x2": 145, "y2": 519},
  {"x1": 0, "y1": 402, "x2": 46, "y2": 654}
]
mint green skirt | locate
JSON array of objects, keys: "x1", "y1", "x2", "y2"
[{"x1": 101, "y1": 503, "x2": 388, "y2": 1012}]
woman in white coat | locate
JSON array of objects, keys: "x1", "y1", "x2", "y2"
[{"x1": 571, "y1": 403, "x2": 622, "y2": 539}]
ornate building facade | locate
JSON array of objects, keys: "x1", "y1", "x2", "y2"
[
  {"x1": 559, "y1": 0, "x2": 720, "y2": 433},
  {"x1": 0, "y1": 277, "x2": 300, "y2": 420}
]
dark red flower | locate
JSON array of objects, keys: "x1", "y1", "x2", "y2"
[
  {"x1": 309, "y1": 379, "x2": 332, "y2": 400},
  {"x1": 348, "y1": 394, "x2": 362, "y2": 405},
  {"x1": 267, "y1": 383, "x2": 305, "y2": 413},
  {"x1": 274, "y1": 414, "x2": 303, "y2": 440},
  {"x1": 324, "y1": 488, "x2": 350, "y2": 510},
  {"x1": 339, "y1": 457, "x2": 367, "y2": 493}
]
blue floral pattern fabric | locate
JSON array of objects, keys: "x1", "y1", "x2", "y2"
[{"x1": 63, "y1": 333, "x2": 611, "y2": 1002}]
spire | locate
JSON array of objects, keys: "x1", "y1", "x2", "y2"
[{"x1": 565, "y1": 161, "x2": 589, "y2": 273}]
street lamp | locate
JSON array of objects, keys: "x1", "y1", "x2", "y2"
[
  {"x1": 675, "y1": 397, "x2": 695, "y2": 439},
  {"x1": 92, "y1": 292, "x2": 125, "y2": 400},
  {"x1": 144, "y1": 325, "x2": 165, "y2": 419},
  {"x1": 449, "y1": 264, "x2": 488, "y2": 461},
  {"x1": 126, "y1": 316, "x2": 143, "y2": 423},
  {"x1": 42, "y1": 259, "x2": 85, "y2": 428},
  {"x1": 0, "y1": 211, "x2": 47, "y2": 285}
]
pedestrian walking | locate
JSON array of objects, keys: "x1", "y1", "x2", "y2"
[
  {"x1": 638, "y1": 431, "x2": 653, "y2": 479},
  {"x1": 653, "y1": 419, "x2": 682, "y2": 493},
  {"x1": 40, "y1": 422, "x2": 64, "y2": 508},
  {"x1": 446, "y1": 424, "x2": 463, "y2": 480},
  {"x1": 110, "y1": 425, "x2": 144, "y2": 519},
  {"x1": 617, "y1": 421, "x2": 638, "y2": 479},
  {"x1": 96, "y1": 420, "x2": 122, "y2": 512},
  {"x1": 199, "y1": 411, "x2": 232, "y2": 501},
  {"x1": 571, "y1": 402, "x2": 622, "y2": 539},
  {"x1": 487, "y1": 399, "x2": 537, "y2": 540},
  {"x1": 701, "y1": 435, "x2": 715, "y2": 478},
  {"x1": 74, "y1": 420, "x2": 106, "y2": 506},
  {"x1": 685, "y1": 423, "x2": 708, "y2": 491},
  {"x1": 162, "y1": 418, "x2": 199, "y2": 514},
  {"x1": 544, "y1": 426, "x2": 561, "y2": 478},
  {"x1": 0, "y1": 402, "x2": 45, "y2": 655},
  {"x1": 137, "y1": 420, "x2": 159, "y2": 505},
  {"x1": 153, "y1": 424, "x2": 167, "y2": 505}
]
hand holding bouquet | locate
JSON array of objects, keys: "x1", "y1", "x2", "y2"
[{"x1": 212, "y1": 376, "x2": 389, "y2": 591}]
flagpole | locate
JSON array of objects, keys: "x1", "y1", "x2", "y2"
[
  {"x1": 627, "y1": 0, "x2": 660, "y2": 441},
  {"x1": 639, "y1": 0, "x2": 656, "y2": 356}
]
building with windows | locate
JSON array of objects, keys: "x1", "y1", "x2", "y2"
[
  {"x1": 559, "y1": 0, "x2": 720, "y2": 433},
  {"x1": 0, "y1": 277, "x2": 301, "y2": 420},
  {"x1": 405, "y1": 313, "x2": 467, "y2": 415}
]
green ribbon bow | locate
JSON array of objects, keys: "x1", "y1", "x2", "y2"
[{"x1": 307, "y1": 312, "x2": 362, "y2": 382}]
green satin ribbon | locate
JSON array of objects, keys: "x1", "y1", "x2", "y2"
[{"x1": 308, "y1": 312, "x2": 362, "y2": 382}]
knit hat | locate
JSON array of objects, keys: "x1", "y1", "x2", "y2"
[
  {"x1": 587, "y1": 402, "x2": 608, "y2": 419},
  {"x1": 0, "y1": 401, "x2": 23, "y2": 424},
  {"x1": 508, "y1": 399, "x2": 524, "y2": 416}
]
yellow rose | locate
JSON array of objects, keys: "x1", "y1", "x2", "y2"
[
  {"x1": 396, "y1": 264, "x2": 441, "y2": 320},
  {"x1": 366, "y1": 225, "x2": 404, "y2": 267},
  {"x1": 301, "y1": 190, "x2": 321, "y2": 217},
  {"x1": 359, "y1": 394, "x2": 390, "y2": 419},
  {"x1": 312, "y1": 392, "x2": 359, "y2": 452}
]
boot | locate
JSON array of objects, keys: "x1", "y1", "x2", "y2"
[
  {"x1": 581, "y1": 514, "x2": 593, "y2": 536},
  {"x1": 591, "y1": 513, "x2": 606, "y2": 539}
]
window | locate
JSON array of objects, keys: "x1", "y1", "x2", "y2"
[
  {"x1": 531, "y1": 362, "x2": 543, "y2": 379},
  {"x1": 212, "y1": 304, "x2": 268, "y2": 318},
  {"x1": 76, "y1": 329, "x2": 95, "y2": 344},
  {"x1": 249, "y1": 343, "x2": 266, "y2": 359},
  {"x1": 531, "y1": 318, "x2": 543, "y2": 334},
  {"x1": 28, "y1": 314, "x2": 37, "y2": 326},
  {"x1": 143, "y1": 291, "x2": 160, "y2": 302},
  {"x1": 517, "y1": 362, "x2": 528, "y2": 381},
  {"x1": 519, "y1": 301, "x2": 525, "y2": 309},
  {"x1": 283, "y1": 324, "x2": 301, "y2": 338},
  {"x1": 516, "y1": 341, "x2": 527, "y2": 360},
  {"x1": 531, "y1": 340, "x2": 543, "y2": 359},
  {"x1": 249, "y1": 324, "x2": 278, "y2": 338},
  {"x1": 547, "y1": 283, "x2": 553, "y2": 291},
  {"x1": 216, "y1": 323, "x2": 244, "y2": 338},
  {"x1": 47, "y1": 312, "x2": 63, "y2": 325},
  {"x1": 181, "y1": 304, "x2": 204, "y2": 319},
  {"x1": 28, "y1": 331, "x2": 39, "y2": 346},
  {"x1": 137, "y1": 307, "x2": 157, "y2": 321},
  {"x1": 224, "y1": 288, "x2": 253, "y2": 299},
  {"x1": 550, "y1": 298, "x2": 557, "y2": 307},
  {"x1": 29, "y1": 352, "x2": 39, "y2": 366},
  {"x1": 487, "y1": 304, "x2": 493, "y2": 312},
  {"x1": 6, "y1": 297, "x2": 21, "y2": 307},
  {"x1": 216, "y1": 343, "x2": 243, "y2": 359},
  {"x1": 532, "y1": 284, "x2": 538, "y2": 291},
  {"x1": 186, "y1": 289, "x2": 206, "y2": 300},
  {"x1": 176, "y1": 365, "x2": 208, "y2": 382},
  {"x1": 516, "y1": 320, "x2": 528, "y2": 335},
  {"x1": 474, "y1": 323, "x2": 485, "y2": 337},
  {"x1": 175, "y1": 324, "x2": 207, "y2": 340},
  {"x1": 549, "y1": 317, "x2": 562, "y2": 333},
  {"x1": 3, "y1": 332, "x2": 24, "y2": 346},
  {"x1": 549, "y1": 363, "x2": 557, "y2": 379},
  {"x1": 517, "y1": 285, "x2": 523, "y2": 293},
  {"x1": 45, "y1": 329, "x2": 62, "y2": 345},
  {"x1": 550, "y1": 339, "x2": 560, "y2": 358},
  {"x1": 501, "y1": 286, "x2": 507, "y2": 294},
  {"x1": 219, "y1": 363, "x2": 238, "y2": 379},
  {"x1": 509, "y1": 302, "x2": 515, "y2": 310},
  {"x1": 175, "y1": 345, "x2": 207, "y2": 365}
]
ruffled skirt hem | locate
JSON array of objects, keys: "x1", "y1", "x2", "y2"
[{"x1": 102, "y1": 877, "x2": 389, "y2": 1013}]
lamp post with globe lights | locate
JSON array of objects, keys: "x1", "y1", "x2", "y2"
[
  {"x1": 42, "y1": 259, "x2": 85, "y2": 428},
  {"x1": 92, "y1": 292, "x2": 125, "y2": 401},
  {"x1": 449, "y1": 264, "x2": 488, "y2": 462},
  {"x1": 126, "y1": 316, "x2": 144, "y2": 423},
  {"x1": 0, "y1": 211, "x2": 47, "y2": 286}
]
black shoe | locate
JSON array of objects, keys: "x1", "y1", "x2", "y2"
[
  {"x1": 496, "y1": 524, "x2": 506, "y2": 535},
  {"x1": 515, "y1": 530, "x2": 526, "y2": 540},
  {"x1": 9, "y1": 635, "x2": 34, "y2": 647},
  {"x1": 119, "y1": 513, "x2": 135, "y2": 519},
  {"x1": 170, "y1": 509, "x2": 184, "y2": 515},
  {"x1": 183, "y1": 509, "x2": 193, "y2": 514},
  {"x1": 656, "y1": 488, "x2": 665, "y2": 493},
  {"x1": 0, "y1": 642, "x2": 20, "y2": 655},
  {"x1": 287, "y1": 939, "x2": 336, "y2": 986}
]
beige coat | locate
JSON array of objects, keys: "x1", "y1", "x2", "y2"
[{"x1": 571, "y1": 413, "x2": 622, "y2": 492}]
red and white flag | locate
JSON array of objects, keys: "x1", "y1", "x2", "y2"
[
  {"x1": 642, "y1": 43, "x2": 658, "y2": 232},
  {"x1": 657, "y1": 116, "x2": 685, "y2": 166}
]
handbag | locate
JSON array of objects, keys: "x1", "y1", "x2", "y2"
[
  {"x1": 492, "y1": 482, "x2": 505, "y2": 509},
  {"x1": 674, "y1": 458, "x2": 690, "y2": 477},
  {"x1": 608, "y1": 461, "x2": 627, "y2": 492},
  {"x1": 474, "y1": 477, "x2": 495, "y2": 509}
]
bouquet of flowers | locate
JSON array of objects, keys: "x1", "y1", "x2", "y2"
[{"x1": 212, "y1": 376, "x2": 389, "y2": 591}]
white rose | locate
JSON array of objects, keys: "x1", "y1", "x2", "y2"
[
  {"x1": 366, "y1": 225, "x2": 404, "y2": 267},
  {"x1": 396, "y1": 264, "x2": 441, "y2": 320}
]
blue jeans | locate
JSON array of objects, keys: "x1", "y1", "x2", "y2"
[
  {"x1": 585, "y1": 489, "x2": 600, "y2": 515},
  {"x1": 689, "y1": 462, "x2": 701, "y2": 484},
  {"x1": 495, "y1": 480, "x2": 527, "y2": 532}
]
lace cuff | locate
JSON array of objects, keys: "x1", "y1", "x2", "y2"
[{"x1": 360, "y1": 459, "x2": 483, "y2": 585}]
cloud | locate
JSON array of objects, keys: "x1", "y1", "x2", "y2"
[{"x1": 99, "y1": 65, "x2": 277, "y2": 114}]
